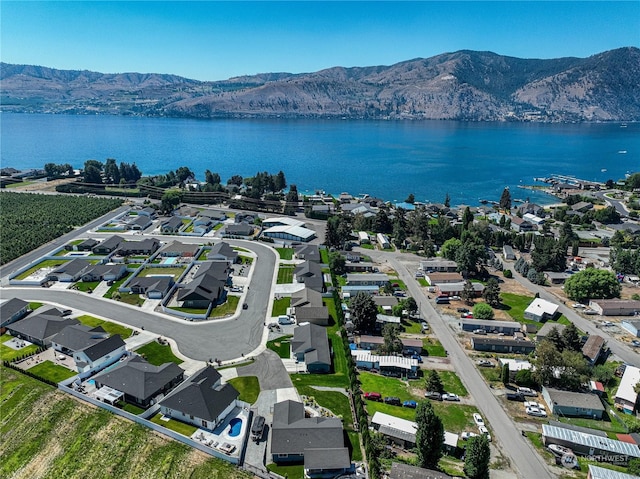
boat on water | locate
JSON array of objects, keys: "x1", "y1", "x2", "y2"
[
  {"x1": 619, "y1": 150, "x2": 628, "y2": 154},
  {"x1": 601, "y1": 168, "x2": 607, "y2": 172}
]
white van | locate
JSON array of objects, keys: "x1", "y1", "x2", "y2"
[{"x1": 278, "y1": 315, "x2": 295, "y2": 325}]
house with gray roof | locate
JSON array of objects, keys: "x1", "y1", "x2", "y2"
[
  {"x1": 80, "y1": 263, "x2": 127, "y2": 283},
  {"x1": 176, "y1": 261, "x2": 229, "y2": 308},
  {"x1": 93, "y1": 235, "x2": 124, "y2": 255},
  {"x1": 93, "y1": 355, "x2": 184, "y2": 408},
  {"x1": 294, "y1": 261, "x2": 323, "y2": 284},
  {"x1": 207, "y1": 242, "x2": 238, "y2": 264},
  {"x1": 0, "y1": 298, "x2": 30, "y2": 328},
  {"x1": 159, "y1": 366, "x2": 240, "y2": 431},
  {"x1": 419, "y1": 258, "x2": 457, "y2": 273},
  {"x1": 7, "y1": 308, "x2": 79, "y2": 346},
  {"x1": 582, "y1": 335, "x2": 606, "y2": 365},
  {"x1": 129, "y1": 276, "x2": 174, "y2": 299},
  {"x1": 158, "y1": 240, "x2": 200, "y2": 258},
  {"x1": 542, "y1": 387, "x2": 605, "y2": 419},
  {"x1": 117, "y1": 238, "x2": 160, "y2": 256},
  {"x1": 542, "y1": 424, "x2": 640, "y2": 464},
  {"x1": 291, "y1": 288, "x2": 329, "y2": 326},
  {"x1": 346, "y1": 273, "x2": 390, "y2": 286},
  {"x1": 224, "y1": 222, "x2": 254, "y2": 236},
  {"x1": 65, "y1": 238, "x2": 99, "y2": 252},
  {"x1": 291, "y1": 324, "x2": 331, "y2": 373},
  {"x1": 536, "y1": 323, "x2": 566, "y2": 342},
  {"x1": 160, "y1": 216, "x2": 183, "y2": 234},
  {"x1": 47, "y1": 258, "x2": 91, "y2": 282},
  {"x1": 294, "y1": 244, "x2": 320, "y2": 263},
  {"x1": 52, "y1": 324, "x2": 127, "y2": 376},
  {"x1": 127, "y1": 215, "x2": 152, "y2": 231},
  {"x1": 460, "y1": 319, "x2": 522, "y2": 335},
  {"x1": 470, "y1": 336, "x2": 536, "y2": 354},
  {"x1": 270, "y1": 400, "x2": 351, "y2": 476}
]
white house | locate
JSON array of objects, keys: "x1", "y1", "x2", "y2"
[
  {"x1": 621, "y1": 320, "x2": 640, "y2": 337},
  {"x1": 358, "y1": 231, "x2": 370, "y2": 244},
  {"x1": 524, "y1": 298, "x2": 559, "y2": 322},
  {"x1": 614, "y1": 365, "x2": 640, "y2": 414}
]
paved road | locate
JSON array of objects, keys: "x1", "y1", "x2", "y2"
[
  {"x1": 1, "y1": 238, "x2": 278, "y2": 362},
  {"x1": 593, "y1": 190, "x2": 629, "y2": 218},
  {"x1": 365, "y1": 249, "x2": 553, "y2": 479},
  {"x1": 237, "y1": 350, "x2": 294, "y2": 391},
  {"x1": 505, "y1": 261, "x2": 640, "y2": 368}
]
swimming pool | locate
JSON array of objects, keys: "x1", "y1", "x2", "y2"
[
  {"x1": 227, "y1": 418, "x2": 243, "y2": 437},
  {"x1": 163, "y1": 257, "x2": 177, "y2": 265}
]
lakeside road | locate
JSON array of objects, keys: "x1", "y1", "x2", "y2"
[{"x1": 365, "y1": 249, "x2": 554, "y2": 479}]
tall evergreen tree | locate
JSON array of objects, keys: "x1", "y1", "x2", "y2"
[
  {"x1": 464, "y1": 434, "x2": 491, "y2": 479},
  {"x1": 350, "y1": 292, "x2": 378, "y2": 333},
  {"x1": 561, "y1": 322, "x2": 582, "y2": 352},
  {"x1": 415, "y1": 401, "x2": 444, "y2": 469},
  {"x1": 499, "y1": 187, "x2": 512, "y2": 211},
  {"x1": 426, "y1": 370, "x2": 444, "y2": 394},
  {"x1": 482, "y1": 278, "x2": 501, "y2": 307}
]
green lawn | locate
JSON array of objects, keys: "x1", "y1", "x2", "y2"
[
  {"x1": 76, "y1": 315, "x2": 133, "y2": 338},
  {"x1": 478, "y1": 366, "x2": 501, "y2": 383},
  {"x1": 402, "y1": 318, "x2": 423, "y2": 334},
  {"x1": 410, "y1": 371, "x2": 468, "y2": 396},
  {"x1": 360, "y1": 243, "x2": 374, "y2": 250},
  {"x1": 277, "y1": 265, "x2": 295, "y2": 284},
  {"x1": 28, "y1": 360, "x2": 76, "y2": 383},
  {"x1": 196, "y1": 248, "x2": 210, "y2": 260},
  {"x1": 320, "y1": 248, "x2": 330, "y2": 264},
  {"x1": 557, "y1": 414, "x2": 628, "y2": 434},
  {"x1": 137, "y1": 266, "x2": 186, "y2": 280},
  {"x1": 266, "y1": 335, "x2": 292, "y2": 358},
  {"x1": 117, "y1": 293, "x2": 145, "y2": 306},
  {"x1": 501, "y1": 292, "x2": 572, "y2": 327},
  {"x1": 118, "y1": 401, "x2": 146, "y2": 415},
  {"x1": 359, "y1": 372, "x2": 420, "y2": 402},
  {"x1": 276, "y1": 247, "x2": 294, "y2": 260},
  {"x1": 103, "y1": 272, "x2": 132, "y2": 298},
  {"x1": 389, "y1": 279, "x2": 407, "y2": 290},
  {"x1": 135, "y1": 341, "x2": 183, "y2": 366},
  {"x1": 74, "y1": 281, "x2": 100, "y2": 292},
  {"x1": 227, "y1": 376, "x2": 260, "y2": 404},
  {"x1": 0, "y1": 334, "x2": 40, "y2": 362},
  {"x1": 28, "y1": 302, "x2": 43, "y2": 310},
  {"x1": 417, "y1": 278, "x2": 430, "y2": 287},
  {"x1": 271, "y1": 297, "x2": 291, "y2": 316},
  {"x1": 168, "y1": 306, "x2": 209, "y2": 314},
  {"x1": 422, "y1": 337, "x2": 447, "y2": 357},
  {"x1": 209, "y1": 295, "x2": 239, "y2": 317},
  {"x1": 267, "y1": 464, "x2": 304, "y2": 479},
  {"x1": 150, "y1": 413, "x2": 198, "y2": 436}
]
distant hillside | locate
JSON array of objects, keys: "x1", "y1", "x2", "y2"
[{"x1": 2, "y1": 47, "x2": 639, "y2": 121}]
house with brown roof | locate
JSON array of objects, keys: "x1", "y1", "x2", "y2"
[{"x1": 582, "y1": 335, "x2": 606, "y2": 365}]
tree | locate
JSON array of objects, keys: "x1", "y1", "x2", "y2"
[
  {"x1": 473, "y1": 303, "x2": 494, "y2": 320},
  {"x1": 532, "y1": 340, "x2": 562, "y2": 386},
  {"x1": 444, "y1": 193, "x2": 451, "y2": 208},
  {"x1": 561, "y1": 322, "x2": 582, "y2": 352},
  {"x1": 328, "y1": 252, "x2": 346, "y2": 275},
  {"x1": 482, "y1": 278, "x2": 501, "y2": 307},
  {"x1": 501, "y1": 362, "x2": 510, "y2": 385},
  {"x1": 461, "y1": 280, "x2": 476, "y2": 306},
  {"x1": 462, "y1": 206, "x2": 474, "y2": 230},
  {"x1": 83, "y1": 164, "x2": 103, "y2": 184},
  {"x1": 382, "y1": 324, "x2": 403, "y2": 354},
  {"x1": 628, "y1": 458, "x2": 640, "y2": 476},
  {"x1": 592, "y1": 364, "x2": 614, "y2": 387},
  {"x1": 464, "y1": 434, "x2": 491, "y2": 479},
  {"x1": 564, "y1": 269, "x2": 621, "y2": 303},
  {"x1": 415, "y1": 401, "x2": 444, "y2": 469},
  {"x1": 499, "y1": 187, "x2": 512, "y2": 211},
  {"x1": 441, "y1": 238, "x2": 463, "y2": 261},
  {"x1": 514, "y1": 369, "x2": 537, "y2": 388},
  {"x1": 205, "y1": 170, "x2": 221, "y2": 185},
  {"x1": 275, "y1": 170, "x2": 287, "y2": 191},
  {"x1": 104, "y1": 158, "x2": 120, "y2": 184},
  {"x1": 405, "y1": 193, "x2": 415, "y2": 204},
  {"x1": 426, "y1": 370, "x2": 444, "y2": 394},
  {"x1": 350, "y1": 292, "x2": 378, "y2": 333},
  {"x1": 160, "y1": 190, "x2": 183, "y2": 214},
  {"x1": 227, "y1": 174, "x2": 243, "y2": 186},
  {"x1": 545, "y1": 326, "x2": 565, "y2": 352},
  {"x1": 404, "y1": 297, "x2": 418, "y2": 316}
]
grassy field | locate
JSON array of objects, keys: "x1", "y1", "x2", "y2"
[
  {"x1": 267, "y1": 463, "x2": 304, "y2": 479},
  {"x1": 275, "y1": 247, "x2": 294, "y2": 260},
  {"x1": 76, "y1": 315, "x2": 133, "y2": 338},
  {"x1": 422, "y1": 337, "x2": 447, "y2": 357},
  {"x1": 271, "y1": 297, "x2": 291, "y2": 316},
  {"x1": 266, "y1": 335, "x2": 292, "y2": 358},
  {"x1": 135, "y1": 342, "x2": 183, "y2": 366},
  {"x1": 28, "y1": 360, "x2": 77, "y2": 383},
  {"x1": 150, "y1": 413, "x2": 198, "y2": 436},
  {"x1": 209, "y1": 296, "x2": 239, "y2": 318},
  {"x1": 227, "y1": 376, "x2": 260, "y2": 404},
  {"x1": 1, "y1": 334, "x2": 40, "y2": 362},
  {"x1": 1, "y1": 367, "x2": 250, "y2": 479},
  {"x1": 410, "y1": 371, "x2": 468, "y2": 396},
  {"x1": 500, "y1": 292, "x2": 572, "y2": 327},
  {"x1": 276, "y1": 265, "x2": 294, "y2": 284}
]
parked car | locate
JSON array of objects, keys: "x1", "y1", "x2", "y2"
[
  {"x1": 461, "y1": 431, "x2": 478, "y2": 440},
  {"x1": 243, "y1": 303, "x2": 249, "y2": 310},
  {"x1": 584, "y1": 309, "x2": 598, "y2": 315},
  {"x1": 411, "y1": 354, "x2": 423, "y2": 363},
  {"x1": 421, "y1": 322, "x2": 429, "y2": 332},
  {"x1": 363, "y1": 392, "x2": 382, "y2": 401},
  {"x1": 478, "y1": 425, "x2": 492, "y2": 441},
  {"x1": 473, "y1": 329, "x2": 487, "y2": 335},
  {"x1": 402, "y1": 400, "x2": 417, "y2": 408},
  {"x1": 457, "y1": 307, "x2": 469, "y2": 313},
  {"x1": 251, "y1": 415, "x2": 265, "y2": 443},
  {"x1": 524, "y1": 401, "x2": 545, "y2": 410},
  {"x1": 425, "y1": 391, "x2": 442, "y2": 401},
  {"x1": 442, "y1": 393, "x2": 460, "y2": 401},
  {"x1": 477, "y1": 359, "x2": 493, "y2": 367},
  {"x1": 450, "y1": 296, "x2": 461, "y2": 301},
  {"x1": 517, "y1": 387, "x2": 537, "y2": 397},
  {"x1": 277, "y1": 315, "x2": 294, "y2": 325},
  {"x1": 506, "y1": 392, "x2": 525, "y2": 402},
  {"x1": 631, "y1": 340, "x2": 640, "y2": 347},
  {"x1": 525, "y1": 407, "x2": 547, "y2": 417},
  {"x1": 383, "y1": 396, "x2": 401, "y2": 406},
  {"x1": 572, "y1": 303, "x2": 586, "y2": 308},
  {"x1": 473, "y1": 413, "x2": 485, "y2": 427},
  {"x1": 462, "y1": 313, "x2": 474, "y2": 319}
]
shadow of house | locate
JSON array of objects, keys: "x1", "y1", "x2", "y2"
[
  {"x1": 93, "y1": 355, "x2": 184, "y2": 408},
  {"x1": 159, "y1": 366, "x2": 240, "y2": 431},
  {"x1": 270, "y1": 400, "x2": 351, "y2": 477}
]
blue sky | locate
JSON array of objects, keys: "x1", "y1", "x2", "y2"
[{"x1": 2, "y1": 1, "x2": 638, "y2": 81}]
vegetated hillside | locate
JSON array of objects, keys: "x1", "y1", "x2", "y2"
[
  {"x1": 2, "y1": 47, "x2": 639, "y2": 121},
  {"x1": 0, "y1": 368, "x2": 250, "y2": 479},
  {"x1": 0, "y1": 192, "x2": 122, "y2": 265}
]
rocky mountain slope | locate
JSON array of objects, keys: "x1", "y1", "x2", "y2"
[{"x1": 2, "y1": 47, "x2": 638, "y2": 121}]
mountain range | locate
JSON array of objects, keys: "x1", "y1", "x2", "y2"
[{"x1": 2, "y1": 47, "x2": 639, "y2": 122}]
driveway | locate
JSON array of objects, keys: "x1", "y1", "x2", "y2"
[{"x1": 237, "y1": 350, "x2": 293, "y2": 391}]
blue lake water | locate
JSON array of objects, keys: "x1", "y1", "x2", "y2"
[{"x1": 2, "y1": 113, "x2": 638, "y2": 206}]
